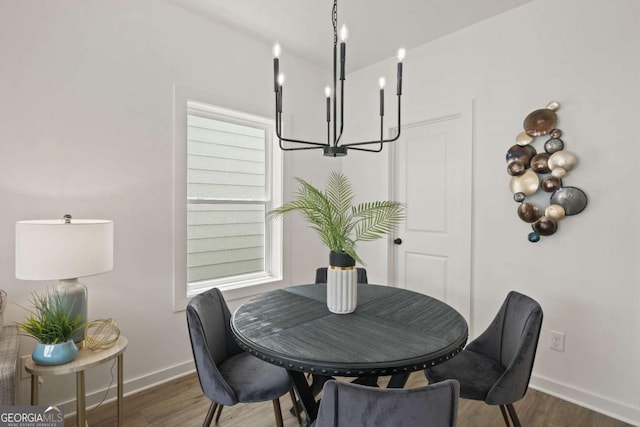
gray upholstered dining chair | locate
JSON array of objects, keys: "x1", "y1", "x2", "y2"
[
  {"x1": 312, "y1": 379, "x2": 460, "y2": 427},
  {"x1": 315, "y1": 267, "x2": 368, "y2": 284},
  {"x1": 186, "y1": 288, "x2": 300, "y2": 427},
  {"x1": 425, "y1": 291, "x2": 543, "y2": 427}
]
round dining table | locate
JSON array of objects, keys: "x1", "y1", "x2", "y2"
[{"x1": 231, "y1": 283, "x2": 468, "y2": 424}]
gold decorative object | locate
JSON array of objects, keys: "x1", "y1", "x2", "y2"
[{"x1": 84, "y1": 318, "x2": 120, "y2": 350}]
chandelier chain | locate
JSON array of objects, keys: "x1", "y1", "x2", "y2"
[{"x1": 332, "y1": 0, "x2": 338, "y2": 45}]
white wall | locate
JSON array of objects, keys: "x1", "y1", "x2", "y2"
[
  {"x1": 3, "y1": 0, "x2": 638, "y2": 424},
  {"x1": 0, "y1": 0, "x2": 332, "y2": 412},
  {"x1": 342, "y1": 0, "x2": 640, "y2": 424}
]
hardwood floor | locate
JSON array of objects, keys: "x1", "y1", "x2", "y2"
[{"x1": 66, "y1": 372, "x2": 632, "y2": 427}]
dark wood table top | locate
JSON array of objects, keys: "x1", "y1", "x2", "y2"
[{"x1": 231, "y1": 283, "x2": 468, "y2": 377}]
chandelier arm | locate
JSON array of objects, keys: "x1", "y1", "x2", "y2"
[
  {"x1": 349, "y1": 145, "x2": 383, "y2": 153},
  {"x1": 275, "y1": 112, "x2": 329, "y2": 148},
  {"x1": 276, "y1": 132, "x2": 329, "y2": 148},
  {"x1": 279, "y1": 144, "x2": 327, "y2": 151},
  {"x1": 342, "y1": 95, "x2": 402, "y2": 148}
]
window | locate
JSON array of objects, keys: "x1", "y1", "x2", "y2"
[{"x1": 174, "y1": 90, "x2": 282, "y2": 309}]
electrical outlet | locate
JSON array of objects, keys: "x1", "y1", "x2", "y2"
[
  {"x1": 549, "y1": 330, "x2": 565, "y2": 352},
  {"x1": 20, "y1": 356, "x2": 30, "y2": 380}
]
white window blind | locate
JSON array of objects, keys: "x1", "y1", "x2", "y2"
[{"x1": 184, "y1": 102, "x2": 282, "y2": 296}]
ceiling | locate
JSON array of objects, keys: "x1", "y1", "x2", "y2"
[{"x1": 170, "y1": 0, "x2": 535, "y2": 71}]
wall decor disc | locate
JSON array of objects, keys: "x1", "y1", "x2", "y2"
[
  {"x1": 545, "y1": 204, "x2": 566, "y2": 221},
  {"x1": 548, "y1": 150, "x2": 577, "y2": 172},
  {"x1": 518, "y1": 203, "x2": 541, "y2": 223},
  {"x1": 546, "y1": 101, "x2": 560, "y2": 111},
  {"x1": 507, "y1": 161, "x2": 526, "y2": 176},
  {"x1": 531, "y1": 153, "x2": 551, "y2": 173},
  {"x1": 510, "y1": 169, "x2": 540, "y2": 196},
  {"x1": 544, "y1": 137, "x2": 565, "y2": 154},
  {"x1": 524, "y1": 108, "x2": 558, "y2": 136},
  {"x1": 541, "y1": 176, "x2": 562, "y2": 192},
  {"x1": 532, "y1": 216, "x2": 558, "y2": 236},
  {"x1": 528, "y1": 232, "x2": 541, "y2": 243},
  {"x1": 516, "y1": 131, "x2": 534, "y2": 146},
  {"x1": 513, "y1": 192, "x2": 526, "y2": 202},
  {"x1": 506, "y1": 144, "x2": 536, "y2": 165},
  {"x1": 550, "y1": 186, "x2": 588, "y2": 216}
]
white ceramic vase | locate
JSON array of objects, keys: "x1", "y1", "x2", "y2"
[{"x1": 326, "y1": 267, "x2": 357, "y2": 314}]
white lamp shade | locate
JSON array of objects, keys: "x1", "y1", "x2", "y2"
[{"x1": 15, "y1": 219, "x2": 114, "y2": 280}]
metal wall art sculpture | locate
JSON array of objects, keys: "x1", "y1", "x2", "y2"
[{"x1": 507, "y1": 101, "x2": 587, "y2": 242}]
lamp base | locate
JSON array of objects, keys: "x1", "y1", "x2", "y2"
[{"x1": 55, "y1": 279, "x2": 87, "y2": 344}]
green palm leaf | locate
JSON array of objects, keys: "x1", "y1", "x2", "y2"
[
  {"x1": 325, "y1": 171, "x2": 354, "y2": 219},
  {"x1": 269, "y1": 172, "x2": 405, "y2": 264},
  {"x1": 352, "y1": 201, "x2": 405, "y2": 241}
]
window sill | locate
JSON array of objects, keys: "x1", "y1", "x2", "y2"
[{"x1": 173, "y1": 275, "x2": 286, "y2": 312}]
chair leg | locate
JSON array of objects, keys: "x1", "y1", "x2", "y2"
[
  {"x1": 499, "y1": 404, "x2": 511, "y2": 427},
  {"x1": 204, "y1": 402, "x2": 217, "y2": 427},
  {"x1": 506, "y1": 403, "x2": 522, "y2": 427},
  {"x1": 272, "y1": 398, "x2": 284, "y2": 427},
  {"x1": 289, "y1": 389, "x2": 302, "y2": 424},
  {"x1": 215, "y1": 404, "x2": 224, "y2": 423}
]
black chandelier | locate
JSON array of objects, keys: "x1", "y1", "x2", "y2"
[{"x1": 273, "y1": 0, "x2": 405, "y2": 157}]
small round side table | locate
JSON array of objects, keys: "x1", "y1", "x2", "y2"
[{"x1": 25, "y1": 336, "x2": 128, "y2": 427}]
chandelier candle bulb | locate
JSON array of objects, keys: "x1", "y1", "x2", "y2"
[
  {"x1": 339, "y1": 25, "x2": 348, "y2": 81},
  {"x1": 379, "y1": 77, "x2": 385, "y2": 116},
  {"x1": 397, "y1": 48, "x2": 405, "y2": 95},
  {"x1": 273, "y1": 43, "x2": 281, "y2": 92},
  {"x1": 340, "y1": 24, "x2": 349, "y2": 42},
  {"x1": 340, "y1": 45, "x2": 346, "y2": 80},
  {"x1": 276, "y1": 74, "x2": 284, "y2": 113},
  {"x1": 325, "y1": 87, "x2": 331, "y2": 122}
]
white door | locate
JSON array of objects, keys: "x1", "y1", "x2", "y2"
[{"x1": 390, "y1": 102, "x2": 472, "y2": 323}]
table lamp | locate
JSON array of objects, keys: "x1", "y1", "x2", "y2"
[{"x1": 15, "y1": 215, "x2": 114, "y2": 343}]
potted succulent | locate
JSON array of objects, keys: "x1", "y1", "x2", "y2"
[
  {"x1": 17, "y1": 290, "x2": 84, "y2": 365},
  {"x1": 270, "y1": 171, "x2": 404, "y2": 313}
]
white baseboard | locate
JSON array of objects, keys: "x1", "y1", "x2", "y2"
[
  {"x1": 60, "y1": 359, "x2": 196, "y2": 418},
  {"x1": 530, "y1": 374, "x2": 640, "y2": 426}
]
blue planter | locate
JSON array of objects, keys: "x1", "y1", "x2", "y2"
[{"x1": 32, "y1": 341, "x2": 78, "y2": 366}]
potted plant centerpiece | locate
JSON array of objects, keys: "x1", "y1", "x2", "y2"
[
  {"x1": 17, "y1": 290, "x2": 84, "y2": 365},
  {"x1": 270, "y1": 172, "x2": 404, "y2": 313}
]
